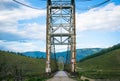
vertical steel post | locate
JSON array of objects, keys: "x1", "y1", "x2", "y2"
[
  {"x1": 71, "y1": 0, "x2": 76, "y2": 72},
  {"x1": 46, "y1": 0, "x2": 51, "y2": 73}
]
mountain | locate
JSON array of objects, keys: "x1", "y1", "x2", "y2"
[
  {"x1": 23, "y1": 48, "x2": 102, "y2": 61},
  {"x1": 77, "y1": 43, "x2": 120, "y2": 79},
  {"x1": 76, "y1": 48, "x2": 102, "y2": 61},
  {"x1": 23, "y1": 51, "x2": 46, "y2": 58}
]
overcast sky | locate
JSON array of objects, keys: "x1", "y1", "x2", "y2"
[{"x1": 0, "y1": 0, "x2": 120, "y2": 52}]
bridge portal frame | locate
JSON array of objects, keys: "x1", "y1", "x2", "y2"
[{"x1": 46, "y1": 0, "x2": 76, "y2": 73}]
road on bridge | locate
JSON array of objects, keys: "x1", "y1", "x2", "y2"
[{"x1": 47, "y1": 71, "x2": 76, "y2": 81}]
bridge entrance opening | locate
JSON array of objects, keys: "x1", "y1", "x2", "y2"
[{"x1": 58, "y1": 56, "x2": 64, "y2": 71}]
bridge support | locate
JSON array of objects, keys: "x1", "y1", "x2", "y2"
[{"x1": 46, "y1": 0, "x2": 76, "y2": 73}]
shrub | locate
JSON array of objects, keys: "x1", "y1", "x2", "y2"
[{"x1": 85, "y1": 79, "x2": 89, "y2": 81}]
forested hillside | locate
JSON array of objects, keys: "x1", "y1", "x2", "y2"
[
  {"x1": 0, "y1": 51, "x2": 46, "y2": 81},
  {"x1": 77, "y1": 43, "x2": 120, "y2": 79}
]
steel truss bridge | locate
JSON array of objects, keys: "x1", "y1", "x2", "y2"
[
  {"x1": 13, "y1": 0, "x2": 111, "y2": 74},
  {"x1": 46, "y1": 0, "x2": 76, "y2": 73}
]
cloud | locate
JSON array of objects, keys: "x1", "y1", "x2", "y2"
[
  {"x1": 0, "y1": 6, "x2": 46, "y2": 22},
  {"x1": 76, "y1": 3, "x2": 120, "y2": 49},
  {"x1": 0, "y1": 22, "x2": 46, "y2": 41},
  {"x1": 0, "y1": 0, "x2": 46, "y2": 52},
  {"x1": 0, "y1": 0, "x2": 46, "y2": 41},
  {"x1": 18, "y1": 23, "x2": 46, "y2": 40},
  {"x1": 76, "y1": 42, "x2": 109, "y2": 49},
  {"x1": 76, "y1": 3, "x2": 120, "y2": 32},
  {"x1": 0, "y1": 40, "x2": 46, "y2": 52}
]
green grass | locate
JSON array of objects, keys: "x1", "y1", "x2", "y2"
[
  {"x1": 76, "y1": 45, "x2": 120, "y2": 79},
  {"x1": 0, "y1": 51, "x2": 47, "y2": 81}
]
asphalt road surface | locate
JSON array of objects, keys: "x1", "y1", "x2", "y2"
[{"x1": 47, "y1": 71, "x2": 76, "y2": 81}]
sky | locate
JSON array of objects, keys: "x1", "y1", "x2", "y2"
[{"x1": 0, "y1": 0, "x2": 120, "y2": 52}]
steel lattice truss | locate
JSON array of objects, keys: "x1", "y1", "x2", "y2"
[
  {"x1": 46, "y1": 0, "x2": 76, "y2": 73},
  {"x1": 51, "y1": 1, "x2": 72, "y2": 45}
]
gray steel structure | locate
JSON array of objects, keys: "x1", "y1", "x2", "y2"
[{"x1": 46, "y1": 0, "x2": 76, "y2": 73}]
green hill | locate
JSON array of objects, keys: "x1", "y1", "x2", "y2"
[
  {"x1": 76, "y1": 44, "x2": 120, "y2": 79},
  {"x1": 0, "y1": 51, "x2": 47, "y2": 81}
]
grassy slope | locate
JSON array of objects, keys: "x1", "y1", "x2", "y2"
[
  {"x1": 0, "y1": 51, "x2": 46, "y2": 78},
  {"x1": 76, "y1": 48, "x2": 120, "y2": 79}
]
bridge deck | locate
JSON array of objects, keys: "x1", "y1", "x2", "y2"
[{"x1": 47, "y1": 71, "x2": 76, "y2": 81}]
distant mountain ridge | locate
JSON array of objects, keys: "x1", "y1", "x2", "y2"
[
  {"x1": 23, "y1": 48, "x2": 102, "y2": 61},
  {"x1": 23, "y1": 51, "x2": 46, "y2": 58}
]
